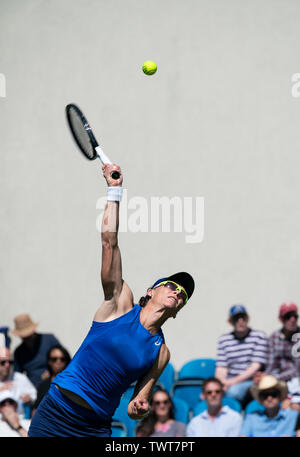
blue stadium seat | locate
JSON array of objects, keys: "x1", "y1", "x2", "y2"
[
  {"x1": 178, "y1": 359, "x2": 216, "y2": 380},
  {"x1": 244, "y1": 400, "x2": 265, "y2": 415},
  {"x1": 156, "y1": 362, "x2": 175, "y2": 393},
  {"x1": 193, "y1": 397, "x2": 242, "y2": 416},
  {"x1": 121, "y1": 383, "x2": 136, "y2": 400},
  {"x1": 220, "y1": 396, "x2": 242, "y2": 412},
  {"x1": 172, "y1": 397, "x2": 190, "y2": 424},
  {"x1": 112, "y1": 397, "x2": 137, "y2": 437},
  {"x1": 171, "y1": 359, "x2": 216, "y2": 411},
  {"x1": 172, "y1": 383, "x2": 203, "y2": 411},
  {"x1": 111, "y1": 421, "x2": 127, "y2": 437}
]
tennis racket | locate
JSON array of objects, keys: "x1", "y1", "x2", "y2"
[{"x1": 65, "y1": 103, "x2": 120, "y2": 180}]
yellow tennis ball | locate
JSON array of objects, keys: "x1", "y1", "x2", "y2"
[{"x1": 142, "y1": 60, "x2": 157, "y2": 75}]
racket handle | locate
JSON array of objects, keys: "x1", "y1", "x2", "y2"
[
  {"x1": 95, "y1": 146, "x2": 120, "y2": 180},
  {"x1": 95, "y1": 145, "x2": 112, "y2": 164}
]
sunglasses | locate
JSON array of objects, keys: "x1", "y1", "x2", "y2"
[
  {"x1": 49, "y1": 357, "x2": 66, "y2": 363},
  {"x1": 153, "y1": 400, "x2": 170, "y2": 406},
  {"x1": 282, "y1": 312, "x2": 298, "y2": 321},
  {"x1": 154, "y1": 281, "x2": 188, "y2": 304},
  {"x1": 205, "y1": 389, "x2": 222, "y2": 395},
  {"x1": 0, "y1": 360, "x2": 14, "y2": 366},
  {"x1": 259, "y1": 390, "x2": 280, "y2": 400}
]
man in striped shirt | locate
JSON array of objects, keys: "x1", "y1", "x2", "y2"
[{"x1": 215, "y1": 305, "x2": 268, "y2": 405}]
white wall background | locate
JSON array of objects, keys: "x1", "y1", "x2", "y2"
[{"x1": 1, "y1": 0, "x2": 300, "y2": 372}]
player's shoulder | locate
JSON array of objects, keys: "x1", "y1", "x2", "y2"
[{"x1": 94, "y1": 280, "x2": 134, "y2": 322}]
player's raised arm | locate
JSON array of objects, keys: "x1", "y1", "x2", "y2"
[
  {"x1": 94, "y1": 164, "x2": 134, "y2": 322},
  {"x1": 101, "y1": 163, "x2": 122, "y2": 294}
]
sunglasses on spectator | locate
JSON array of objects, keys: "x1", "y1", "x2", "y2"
[
  {"x1": 282, "y1": 312, "x2": 298, "y2": 321},
  {"x1": 231, "y1": 313, "x2": 248, "y2": 324},
  {"x1": 259, "y1": 390, "x2": 280, "y2": 400},
  {"x1": 154, "y1": 281, "x2": 188, "y2": 305},
  {"x1": 0, "y1": 360, "x2": 14, "y2": 366},
  {"x1": 49, "y1": 357, "x2": 66, "y2": 363},
  {"x1": 205, "y1": 389, "x2": 222, "y2": 395},
  {"x1": 153, "y1": 399, "x2": 170, "y2": 406}
]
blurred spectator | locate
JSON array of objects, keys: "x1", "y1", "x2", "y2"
[
  {"x1": 12, "y1": 314, "x2": 61, "y2": 387},
  {"x1": 32, "y1": 345, "x2": 71, "y2": 415},
  {"x1": 136, "y1": 389, "x2": 186, "y2": 437},
  {"x1": 265, "y1": 303, "x2": 300, "y2": 409},
  {"x1": 0, "y1": 391, "x2": 30, "y2": 437},
  {"x1": 240, "y1": 375, "x2": 300, "y2": 437},
  {"x1": 186, "y1": 377, "x2": 242, "y2": 437},
  {"x1": 0, "y1": 346, "x2": 36, "y2": 415},
  {"x1": 215, "y1": 304, "x2": 267, "y2": 405}
]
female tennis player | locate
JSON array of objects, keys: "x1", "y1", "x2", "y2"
[{"x1": 28, "y1": 164, "x2": 195, "y2": 437}]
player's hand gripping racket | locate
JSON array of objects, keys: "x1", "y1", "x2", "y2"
[{"x1": 65, "y1": 103, "x2": 120, "y2": 180}]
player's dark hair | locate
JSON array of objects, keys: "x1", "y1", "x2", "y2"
[
  {"x1": 135, "y1": 388, "x2": 175, "y2": 437},
  {"x1": 138, "y1": 294, "x2": 151, "y2": 308}
]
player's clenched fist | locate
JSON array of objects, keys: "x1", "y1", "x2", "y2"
[
  {"x1": 102, "y1": 164, "x2": 123, "y2": 187},
  {"x1": 128, "y1": 397, "x2": 150, "y2": 420}
]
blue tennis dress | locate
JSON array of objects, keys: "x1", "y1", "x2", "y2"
[{"x1": 28, "y1": 305, "x2": 164, "y2": 436}]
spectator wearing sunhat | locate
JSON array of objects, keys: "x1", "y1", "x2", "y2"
[
  {"x1": 240, "y1": 375, "x2": 300, "y2": 437},
  {"x1": 12, "y1": 314, "x2": 61, "y2": 388},
  {"x1": 215, "y1": 304, "x2": 268, "y2": 406}
]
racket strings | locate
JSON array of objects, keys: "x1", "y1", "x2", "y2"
[{"x1": 68, "y1": 108, "x2": 95, "y2": 160}]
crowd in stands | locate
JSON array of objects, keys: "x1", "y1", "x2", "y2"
[
  {"x1": 0, "y1": 301, "x2": 300, "y2": 437},
  {"x1": 0, "y1": 314, "x2": 70, "y2": 437}
]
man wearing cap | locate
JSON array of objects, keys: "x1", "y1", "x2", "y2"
[
  {"x1": 12, "y1": 314, "x2": 61, "y2": 387},
  {"x1": 265, "y1": 302, "x2": 300, "y2": 409},
  {"x1": 215, "y1": 305, "x2": 268, "y2": 405},
  {"x1": 240, "y1": 375, "x2": 300, "y2": 437},
  {"x1": 28, "y1": 162, "x2": 195, "y2": 437}
]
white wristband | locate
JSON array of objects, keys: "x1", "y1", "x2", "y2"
[{"x1": 107, "y1": 186, "x2": 123, "y2": 202}]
